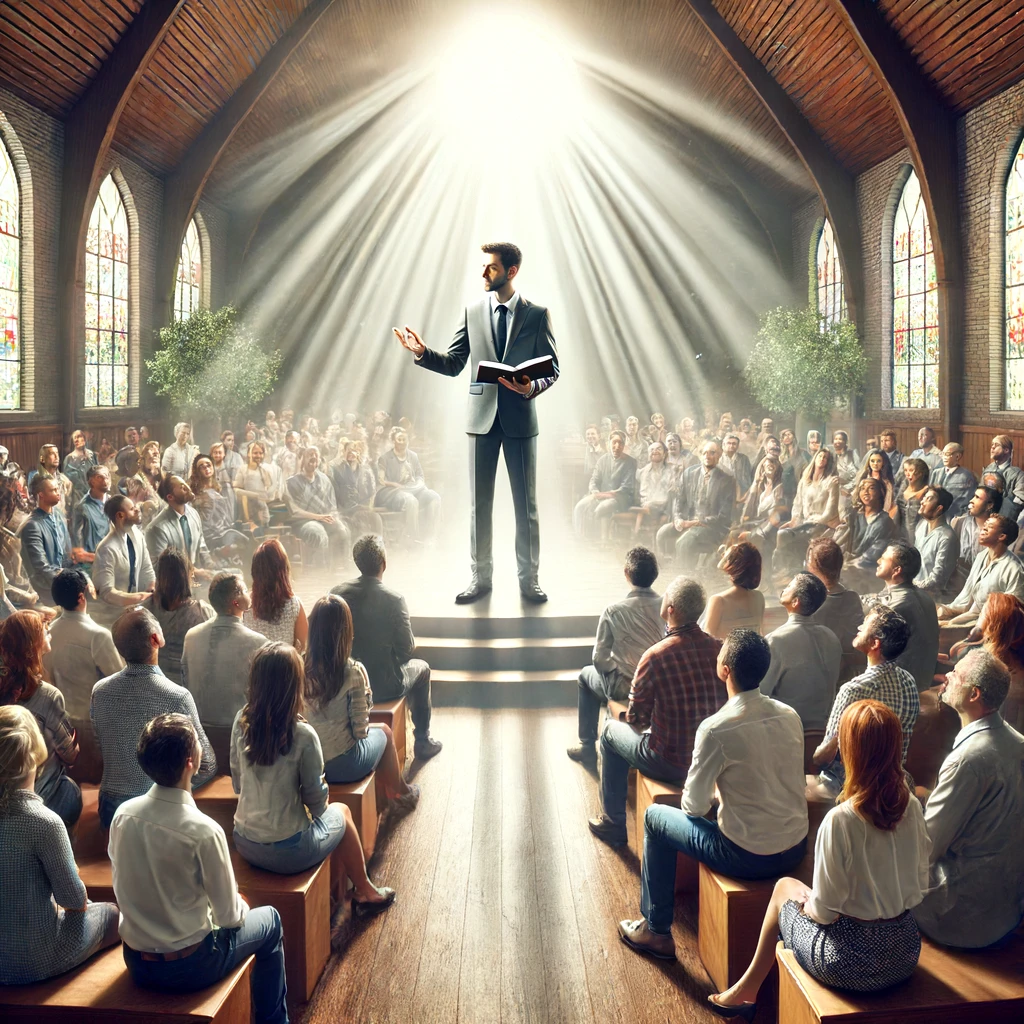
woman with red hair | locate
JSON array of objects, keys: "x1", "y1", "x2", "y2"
[
  {"x1": 243, "y1": 538, "x2": 308, "y2": 652},
  {"x1": 0, "y1": 610, "x2": 82, "y2": 829},
  {"x1": 709, "y1": 700, "x2": 929, "y2": 1019}
]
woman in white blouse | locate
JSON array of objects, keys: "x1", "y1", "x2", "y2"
[
  {"x1": 708, "y1": 699, "x2": 929, "y2": 1019},
  {"x1": 774, "y1": 448, "x2": 841, "y2": 576}
]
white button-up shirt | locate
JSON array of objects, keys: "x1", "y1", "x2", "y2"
[
  {"x1": 952, "y1": 548, "x2": 1024, "y2": 612},
  {"x1": 42, "y1": 609, "x2": 124, "y2": 719}
]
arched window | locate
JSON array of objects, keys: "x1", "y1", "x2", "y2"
[
  {"x1": 85, "y1": 174, "x2": 129, "y2": 407},
  {"x1": 892, "y1": 169, "x2": 938, "y2": 408},
  {"x1": 174, "y1": 217, "x2": 203, "y2": 321},
  {"x1": 1006, "y1": 138, "x2": 1024, "y2": 409},
  {"x1": 815, "y1": 218, "x2": 845, "y2": 325},
  {"x1": 0, "y1": 134, "x2": 20, "y2": 409}
]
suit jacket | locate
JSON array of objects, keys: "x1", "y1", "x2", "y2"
[
  {"x1": 849, "y1": 510, "x2": 897, "y2": 568},
  {"x1": 671, "y1": 465, "x2": 734, "y2": 539},
  {"x1": 879, "y1": 583, "x2": 939, "y2": 691},
  {"x1": 93, "y1": 524, "x2": 155, "y2": 611},
  {"x1": 145, "y1": 503, "x2": 212, "y2": 569},
  {"x1": 415, "y1": 294, "x2": 559, "y2": 438},
  {"x1": 929, "y1": 465, "x2": 978, "y2": 519},
  {"x1": 17, "y1": 507, "x2": 73, "y2": 598}
]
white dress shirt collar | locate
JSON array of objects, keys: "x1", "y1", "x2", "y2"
[{"x1": 490, "y1": 289, "x2": 520, "y2": 316}]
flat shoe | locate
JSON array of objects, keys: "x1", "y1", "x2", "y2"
[
  {"x1": 707, "y1": 995, "x2": 756, "y2": 1020},
  {"x1": 352, "y1": 885, "x2": 396, "y2": 919}
]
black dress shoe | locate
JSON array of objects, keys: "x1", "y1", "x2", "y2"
[
  {"x1": 520, "y1": 583, "x2": 548, "y2": 603},
  {"x1": 455, "y1": 582, "x2": 492, "y2": 604}
]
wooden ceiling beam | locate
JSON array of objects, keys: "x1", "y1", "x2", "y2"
[
  {"x1": 57, "y1": 0, "x2": 188, "y2": 427},
  {"x1": 684, "y1": 0, "x2": 865, "y2": 330},
  {"x1": 827, "y1": 0, "x2": 963, "y2": 439},
  {"x1": 154, "y1": 0, "x2": 337, "y2": 329}
]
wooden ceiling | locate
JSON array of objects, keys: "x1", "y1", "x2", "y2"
[{"x1": 0, "y1": 0, "x2": 1023, "y2": 206}]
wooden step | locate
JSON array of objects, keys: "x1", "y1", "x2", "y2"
[
  {"x1": 415, "y1": 635, "x2": 593, "y2": 671},
  {"x1": 431, "y1": 668, "x2": 578, "y2": 708},
  {"x1": 411, "y1": 613, "x2": 599, "y2": 640}
]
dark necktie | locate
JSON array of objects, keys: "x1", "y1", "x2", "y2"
[
  {"x1": 179, "y1": 513, "x2": 193, "y2": 559},
  {"x1": 496, "y1": 304, "x2": 508, "y2": 360},
  {"x1": 126, "y1": 533, "x2": 136, "y2": 592}
]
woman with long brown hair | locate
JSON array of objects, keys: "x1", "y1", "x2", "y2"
[
  {"x1": 231, "y1": 643, "x2": 394, "y2": 913},
  {"x1": 0, "y1": 610, "x2": 82, "y2": 828},
  {"x1": 774, "y1": 447, "x2": 841, "y2": 576},
  {"x1": 189, "y1": 453, "x2": 250, "y2": 563},
  {"x1": 708, "y1": 700, "x2": 929, "y2": 1018},
  {"x1": 894, "y1": 456, "x2": 930, "y2": 540},
  {"x1": 243, "y1": 537, "x2": 307, "y2": 651},
  {"x1": 304, "y1": 595, "x2": 418, "y2": 808},
  {"x1": 142, "y1": 549, "x2": 213, "y2": 684}
]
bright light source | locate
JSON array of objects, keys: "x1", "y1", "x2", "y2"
[{"x1": 430, "y1": 10, "x2": 583, "y2": 157}]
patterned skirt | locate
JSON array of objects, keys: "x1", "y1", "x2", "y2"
[{"x1": 779, "y1": 900, "x2": 921, "y2": 993}]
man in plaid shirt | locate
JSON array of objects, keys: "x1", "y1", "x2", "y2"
[{"x1": 589, "y1": 576, "x2": 725, "y2": 846}]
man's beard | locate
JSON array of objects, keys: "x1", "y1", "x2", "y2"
[{"x1": 485, "y1": 271, "x2": 509, "y2": 292}]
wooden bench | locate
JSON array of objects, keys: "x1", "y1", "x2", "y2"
[
  {"x1": 775, "y1": 930, "x2": 1024, "y2": 1023},
  {"x1": 369, "y1": 695, "x2": 407, "y2": 768},
  {"x1": 635, "y1": 772, "x2": 698, "y2": 893},
  {"x1": 0, "y1": 944, "x2": 253, "y2": 1023},
  {"x1": 905, "y1": 685, "x2": 959, "y2": 790}
]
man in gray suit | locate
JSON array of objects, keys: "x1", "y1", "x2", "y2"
[
  {"x1": 876, "y1": 541, "x2": 939, "y2": 692},
  {"x1": 395, "y1": 242, "x2": 559, "y2": 603}
]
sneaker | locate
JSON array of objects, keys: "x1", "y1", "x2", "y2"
[
  {"x1": 617, "y1": 919, "x2": 676, "y2": 960},
  {"x1": 588, "y1": 815, "x2": 627, "y2": 847},
  {"x1": 390, "y1": 784, "x2": 421, "y2": 814},
  {"x1": 566, "y1": 743, "x2": 597, "y2": 765},
  {"x1": 414, "y1": 736, "x2": 443, "y2": 760}
]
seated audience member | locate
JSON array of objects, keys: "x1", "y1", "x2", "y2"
[
  {"x1": 951, "y1": 485, "x2": 1000, "y2": 575},
  {"x1": 160, "y1": 422, "x2": 200, "y2": 478},
  {"x1": 146, "y1": 475, "x2": 214, "y2": 580},
  {"x1": 656, "y1": 442, "x2": 733, "y2": 568},
  {"x1": 303, "y1": 595, "x2": 418, "y2": 807},
  {"x1": 0, "y1": 610, "x2": 82, "y2": 828},
  {"x1": 0, "y1": 705, "x2": 119, "y2": 985},
  {"x1": 751, "y1": 433, "x2": 781, "y2": 477},
  {"x1": 700, "y1": 542, "x2": 765, "y2": 639},
  {"x1": 910, "y1": 424, "x2": 943, "y2": 473},
  {"x1": 43, "y1": 569, "x2": 123, "y2": 782},
  {"x1": 583, "y1": 424, "x2": 605, "y2": 477},
  {"x1": 774, "y1": 449, "x2": 840, "y2": 575},
  {"x1": 760, "y1": 572, "x2": 841, "y2": 732},
  {"x1": 19, "y1": 474, "x2": 74, "y2": 598},
  {"x1": 331, "y1": 534, "x2": 441, "y2": 760},
  {"x1": 956, "y1": 593, "x2": 1024, "y2": 732},
  {"x1": 710, "y1": 700, "x2": 929, "y2": 1015},
  {"x1": 109, "y1": 714, "x2": 288, "y2": 1022},
  {"x1": 913, "y1": 485, "x2": 958, "y2": 597},
  {"x1": 219, "y1": 429, "x2": 245, "y2": 476},
  {"x1": 375, "y1": 427, "x2": 440, "y2": 542},
  {"x1": 914, "y1": 651, "x2": 1024, "y2": 948},
  {"x1": 62, "y1": 428, "x2": 98, "y2": 507},
  {"x1": 618, "y1": 630, "x2": 808, "y2": 960},
  {"x1": 984, "y1": 433, "x2": 1024, "y2": 515},
  {"x1": 980, "y1": 469, "x2": 1017, "y2": 518},
  {"x1": 91, "y1": 607, "x2": 216, "y2": 827},
  {"x1": 275, "y1": 429, "x2": 302, "y2": 480},
  {"x1": 938, "y1": 514, "x2": 1024, "y2": 625},
  {"x1": 929, "y1": 442, "x2": 976, "y2": 519},
  {"x1": 243, "y1": 538, "x2": 308, "y2": 650},
  {"x1": 813, "y1": 605, "x2": 919, "y2": 796},
  {"x1": 573, "y1": 430, "x2": 637, "y2": 540},
  {"x1": 233, "y1": 441, "x2": 277, "y2": 529},
  {"x1": 635, "y1": 440, "x2": 672, "y2": 532},
  {"x1": 143, "y1": 549, "x2": 214, "y2": 684},
  {"x1": 208, "y1": 442, "x2": 237, "y2": 508},
  {"x1": 664, "y1": 431, "x2": 694, "y2": 478},
  {"x1": 92, "y1": 495, "x2": 155, "y2": 622},
  {"x1": 719, "y1": 433, "x2": 753, "y2": 497},
  {"x1": 115, "y1": 446, "x2": 160, "y2": 527},
  {"x1": 588, "y1": 577, "x2": 724, "y2": 846},
  {"x1": 623, "y1": 416, "x2": 647, "y2": 465},
  {"x1": 190, "y1": 454, "x2": 250, "y2": 563},
  {"x1": 285, "y1": 446, "x2": 351, "y2": 567},
  {"x1": 805, "y1": 429, "x2": 823, "y2": 457},
  {"x1": 852, "y1": 448, "x2": 897, "y2": 513},
  {"x1": 734, "y1": 454, "x2": 786, "y2": 556},
  {"x1": 779, "y1": 427, "x2": 809, "y2": 483},
  {"x1": 843, "y1": 478, "x2": 896, "y2": 589},
  {"x1": 568, "y1": 546, "x2": 663, "y2": 765},
  {"x1": 894, "y1": 456, "x2": 930, "y2": 541},
  {"x1": 332, "y1": 441, "x2": 384, "y2": 536},
  {"x1": 879, "y1": 428, "x2": 904, "y2": 480},
  {"x1": 831, "y1": 430, "x2": 860, "y2": 509},
  {"x1": 27, "y1": 444, "x2": 73, "y2": 518},
  {"x1": 71, "y1": 465, "x2": 110, "y2": 568},
  {"x1": 876, "y1": 543, "x2": 940, "y2": 693}
]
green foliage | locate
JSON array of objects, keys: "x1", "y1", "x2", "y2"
[
  {"x1": 742, "y1": 306, "x2": 867, "y2": 421},
  {"x1": 147, "y1": 305, "x2": 281, "y2": 420}
]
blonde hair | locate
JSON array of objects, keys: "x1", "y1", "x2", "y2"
[{"x1": 0, "y1": 705, "x2": 47, "y2": 813}]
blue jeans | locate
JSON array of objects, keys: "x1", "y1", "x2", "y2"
[
  {"x1": 99, "y1": 790, "x2": 128, "y2": 829},
  {"x1": 641, "y1": 804, "x2": 808, "y2": 934},
  {"x1": 324, "y1": 728, "x2": 387, "y2": 783},
  {"x1": 124, "y1": 906, "x2": 288, "y2": 1024},
  {"x1": 599, "y1": 720, "x2": 683, "y2": 832},
  {"x1": 45, "y1": 773, "x2": 83, "y2": 830},
  {"x1": 577, "y1": 665, "x2": 629, "y2": 744},
  {"x1": 233, "y1": 804, "x2": 346, "y2": 875}
]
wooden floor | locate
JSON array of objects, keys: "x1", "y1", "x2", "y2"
[{"x1": 304, "y1": 708, "x2": 722, "y2": 1024}]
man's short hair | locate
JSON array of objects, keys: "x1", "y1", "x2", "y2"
[
  {"x1": 977, "y1": 486, "x2": 1001, "y2": 512},
  {"x1": 136, "y1": 713, "x2": 198, "y2": 788},
  {"x1": 722, "y1": 629, "x2": 771, "y2": 692},
  {"x1": 103, "y1": 493, "x2": 131, "y2": 522},
  {"x1": 982, "y1": 470, "x2": 1006, "y2": 492},
  {"x1": 112, "y1": 607, "x2": 163, "y2": 663},
  {"x1": 957, "y1": 649, "x2": 1011, "y2": 710},
  {"x1": 789, "y1": 572, "x2": 827, "y2": 616},
  {"x1": 863, "y1": 603, "x2": 910, "y2": 660},
  {"x1": 157, "y1": 475, "x2": 177, "y2": 502},
  {"x1": 623, "y1": 546, "x2": 658, "y2": 589},
  {"x1": 886, "y1": 541, "x2": 922, "y2": 582},
  {"x1": 609, "y1": 429, "x2": 626, "y2": 444},
  {"x1": 352, "y1": 534, "x2": 386, "y2": 577},
  {"x1": 925, "y1": 486, "x2": 953, "y2": 517},
  {"x1": 481, "y1": 242, "x2": 522, "y2": 270},
  {"x1": 944, "y1": 442, "x2": 964, "y2": 456},
  {"x1": 879, "y1": 428, "x2": 897, "y2": 441},
  {"x1": 173, "y1": 422, "x2": 189, "y2": 436},
  {"x1": 988, "y1": 513, "x2": 1019, "y2": 547},
  {"x1": 664, "y1": 575, "x2": 705, "y2": 624},
  {"x1": 29, "y1": 473, "x2": 52, "y2": 498},
  {"x1": 724, "y1": 432, "x2": 740, "y2": 443},
  {"x1": 86, "y1": 464, "x2": 107, "y2": 485},
  {"x1": 208, "y1": 571, "x2": 244, "y2": 615},
  {"x1": 50, "y1": 567, "x2": 90, "y2": 610},
  {"x1": 806, "y1": 537, "x2": 843, "y2": 585}
]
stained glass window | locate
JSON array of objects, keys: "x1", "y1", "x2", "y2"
[
  {"x1": 1006, "y1": 138, "x2": 1024, "y2": 409},
  {"x1": 816, "y1": 218, "x2": 845, "y2": 325},
  {"x1": 84, "y1": 175, "x2": 129, "y2": 407},
  {"x1": 0, "y1": 134, "x2": 20, "y2": 409},
  {"x1": 892, "y1": 169, "x2": 938, "y2": 409},
  {"x1": 173, "y1": 218, "x2": 202, "y2": 321}
]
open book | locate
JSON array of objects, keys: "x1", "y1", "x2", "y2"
[{"x1": 475, "y1": 355, "x2": 555, "y2": 385}]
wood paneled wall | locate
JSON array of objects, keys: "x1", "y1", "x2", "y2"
[
  {"x1": 865, "y1": 421, "x2": 1024, "y2": 476},
  {"x1": 0, "y1": 424, "x2": 63, "y2": 472}
]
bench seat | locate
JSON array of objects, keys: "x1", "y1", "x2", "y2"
[
  {"x1": 635, "y1": 772, "x2": 698, "y2": 893},
  {"x1": 369, "y1": 696, "x2": 407, "y2": 768}
]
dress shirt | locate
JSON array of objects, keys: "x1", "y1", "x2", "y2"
[
  {"x1": 790, "y1": 475, "x2": 840, "y2": 525},
  {"x1": 286, "y1": 469, "x2": 338, "y2": 517},
  {"x1": 718, "y1": 451, "x2": 753, "y2": 495},
  {"x1": 592, "y1": 586, "x2": 665, "y2": 691},
  {"x1": 884, "y1": 449, "x2": 905, "y2": 480},
  {"x1": 910, "y1": 446, "x2": 944, "y2": 473},
  {"x1": 637, "y1": 463, "x2": 672, "y2": 507},
  {"x1": 145, "y1": 502, "x2": 212, "y2": 569},
  {"x1": 92, "y1": 662, "x2": 216, "y2": 798},
  {"x1": 915, "y1": 714, "x2": 1024, "y2": 948},
  {"x1": 377, "y1": 449, "x2": 426, "y2": 490},
  {"x1": 759, "y1": 613, "x2": 842, "y2": 730},
  {"x1": 303, "y1": 659, "x2": 372, "y2": 761},
  {"x1": 983, "y1": 459, "x2": 1024, "y2": 511},
  {"x1": 332, "y1": 461, "x2": 377, "y2": 510},
  {"x1": 42, "y1": 609, "x2": 124, "y2": 719},
  {"x1": 589, "y1": 452, "x2": 637, "y2": 508},
  {"x1": 230, "y1": 714, "x2": 328, "y2": 843},
  {"x1": 193, "y1": 488, "x2": 236, "y2": 547},
  {"x1": 914, "y1": 519, "x2": 958, "y2": 594},
  {"x1": 93, "y1": 524, "x2": 155, "y2": 609},
  {"x1": 71, "y1": 492, "x2": 109, "y2": 553},
  {"x1": 160, "y1": 442, "x2": 200, "y2": 478},
  {"x1": 144, "y1": 596, "x2": 215, "y2": 684},
  {"x1": 879, "y1": 583, "x2": 939, "y2": 691},
  {"x1": 626, "y1": 623, "x2": 724, "y2": 771},
  {"x1": 222, "y1": 449, "x2": 245, "y2": 475},
  {"x1": 849, "y1": 509, "x2": 897, "y2": 568},
  {"x1": 834, "y1": 450, "x2": 860, "y2": 490},
  {"x1": 672, "y1": 464, "x2": 734, "y2": 538},
  {"x1": 109, "y1": 785, "x2": 246, "y2": 953},
  {"x1": 951, "y1": 513, "x2": 983, "y2": 566},
  {"x1": 681, "y1": 690, "x2": 808, "y2": 855},
  {"x1": 803, "y1": 798, "x2": 929, "y2": 924},
  {"x1": 62, "y1": 449, "x2": 98, "y2": 505},
  {"x1": 952, "y1": 548, "x2": 1024, "y2": 612},
  {"x1": 181, "y1": 614, "x2": 267, "y2": 727},
  {"x1": 929, "y1": 465, "x2": 977, "y2": 519},
  {"x1": 18, "y1": 506, "x2": 73, "y2": 596}
]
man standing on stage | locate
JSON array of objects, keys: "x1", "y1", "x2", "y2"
[{"x1": 394, "y1": 243, "x2": 559, "y2": 604}]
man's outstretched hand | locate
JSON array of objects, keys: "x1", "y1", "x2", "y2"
[{"x1": 393, "y1": 326, "x2": 425, "y2": 357}]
